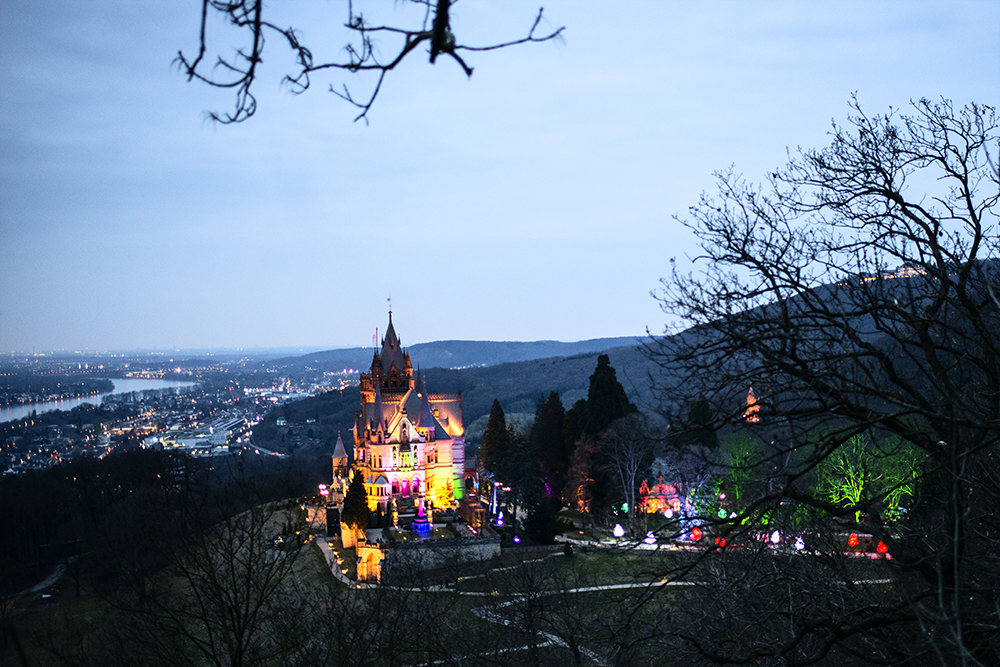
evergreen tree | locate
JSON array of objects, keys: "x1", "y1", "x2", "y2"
[
  {"x1": 481, "y1": 399, "x2": 527, "y2": 518},
  {"x1": 481, "y1": 399, "x2": 509, "y2": 473},
  {"x1": 687, "y1": 398, "x2": 718, "y2": 449},
  {"x1": 563, "y1": 399, "x2": 585, "y2": 457},
  {"x1": 530, "y1": 392, "x2": 567, "y2": 503},
  {"x1": 560, "y1": 400, "x2": 586, "y2": 508},
  {"x1": 341, "y1": 470, "x2": 369, "y2": 531},
  {"x1": 584, "y1": 354, "x2": 636, "y2": 436},
  {"x1": 577, "y1": 355, "x2": 638, "y2": 519}
]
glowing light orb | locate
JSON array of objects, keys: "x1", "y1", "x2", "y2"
[
  {"x1": 513, "y1": 536, "x2": 521, "y2": 543},
  {"x1": 644, "y1": 532, "x2": 656, "y2": 545},
  {"x1": 794, "y1": 536, "x2": 805, "y2": 551},
  {"x1": 848, "y1": 533, "x2": 859, "y2": 547},
  {"x1": 613, "y1": 523, "x2": 625, "y2": 538},
  {"x1": 665, "y1": 509, "x2": 673, "y2": 518},
  {"x1": 497, "y1": 510, "x2": 505, "y2": 527},
  {"x1": 770, "y1": 530, "x2": 781, "y2": 544},
  {"x1": 718, "y1": 509, "x2": 728, "y2": 518},
  {"x1": 877, "y1": 540, "x2": 888, "y2": 554},
  {"x1": 690, "y1": 526, "x2": 702, "y2": 541}
]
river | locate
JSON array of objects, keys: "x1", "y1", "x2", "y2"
[{"x1": 0, "y1": 378, "x2": 198, "y2": 423}]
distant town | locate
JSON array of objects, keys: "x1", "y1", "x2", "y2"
[{"x1": 0, "y1": 350, "x2": 360, "y2": 475}]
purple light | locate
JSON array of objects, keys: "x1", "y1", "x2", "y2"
[{"x1": 513, "y1": 536, "x2": 521, "y2": 543}]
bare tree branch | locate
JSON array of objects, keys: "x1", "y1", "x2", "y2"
[{"x1": 176, "y1": 0, "x2": 564, "y2": 124}]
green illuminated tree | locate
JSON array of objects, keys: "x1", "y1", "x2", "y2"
[
  {"x1": 815, "y1": 431, "x2": 925, "y2": 522},
  {"x1": 718, "y1": 433, "x2": 765, "y2": 511},
  {"x1": 816, "y1": 432, "x2": 876, "y2": 522}
]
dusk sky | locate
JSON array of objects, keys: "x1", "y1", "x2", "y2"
[{"x1": 1, "y1": 1, "x2": 997, "y2": 354}]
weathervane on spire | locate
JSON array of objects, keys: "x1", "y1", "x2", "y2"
[{"x1": 387, "y1": 295, "x2": 392, "y2": 322}]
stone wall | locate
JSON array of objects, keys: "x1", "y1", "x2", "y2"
[{"x1": 383, "y1": 534, "x2": 500, "y2": 575}]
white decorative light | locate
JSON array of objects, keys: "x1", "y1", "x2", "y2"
[
  {"x1": 770, "y1": 529, "x2": 781, "y2": 544},
  {"x1": 613, "y1": 523, "x2": 625, "y2": 538}
]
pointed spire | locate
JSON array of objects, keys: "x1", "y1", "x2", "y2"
[
  {"x1": 373, "y1": 380, "x2": 385, "y2": 430},
  {"x1": 380, "y1": 311, "x2": 406, "y2": 376},
  {"x1": 333, "y1": 432, "x2": 348, "y2": 460},
  {"x1": 414, "y1": 365, "x2": 423, "y2": 396}
]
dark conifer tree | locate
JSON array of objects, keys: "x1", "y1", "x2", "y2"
[
  {"x1": 530, "y1": 392, "x2": 567, "y2": 503},
  {"x1": 563, "y1": 399, "x2": 585, "y2": 457},
  {"x1": 520, "y1": 394, "x2": 562, "y2": 544},
  {"x1": 688, "y1": 398, "x2": 718, "y2": 449},
  {"x1": 579, "y1": 355, "x2": 638, "y2": 517},
  {"x1": 584, "y1": 354, "x2": 636, "y2": 437},
  {"x1": 341, "y1": 470, "x2": 370, "y2": 531},
  {"x1": 481, "y1": 399, "x2": 509, "y2": 474}
]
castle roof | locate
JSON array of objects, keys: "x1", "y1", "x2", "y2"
[
  {"x1": 380, "y1": 313, "x2": 408, "y2": 376},
  {"x1": 332, "y1": 433, "x2": 348, "y2": 460},
  {"x1": 416, "y1": 377, "x2": 435, "y2": 428}
]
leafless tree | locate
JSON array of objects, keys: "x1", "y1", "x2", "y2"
[
  {"x1": 603, "y1": 413, "x2": 657, "y2": 530},
  {"x1": 108, "y1": 501, "x2": 310, "y2": 667},
  {"x1": 647, "y1": 97, "x2": 1000, "y2": 665},
  {"x1": 177, "y1": 0, "x2": 564, "y2": 123}
]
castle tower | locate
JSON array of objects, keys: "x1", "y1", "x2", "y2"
[{"x1": 351, "y1": 311, "x2": 466, "y2": 511}]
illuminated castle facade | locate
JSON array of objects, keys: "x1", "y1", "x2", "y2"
[{"x1": 352, "y1": 313, "x2": 465, "y2": 510}]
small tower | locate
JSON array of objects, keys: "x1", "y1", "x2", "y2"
[
  {"x1": 332, "y1": 432, "x2": 349, "y2": 478},
  {"x1": 744, "y1": 386, "x2": 761, "y2": 423}
]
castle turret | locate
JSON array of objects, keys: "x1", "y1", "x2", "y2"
[
  {"x1": 372, "y1": 380, "x2": 385, "y2": 434},
  {"x1": 332, "y1": 432, "x2": 349, "y2": 478}
]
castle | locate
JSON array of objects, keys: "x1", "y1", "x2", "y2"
[{"x1": 348, "y1": 313, "x2": 466, "y2": 511}]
